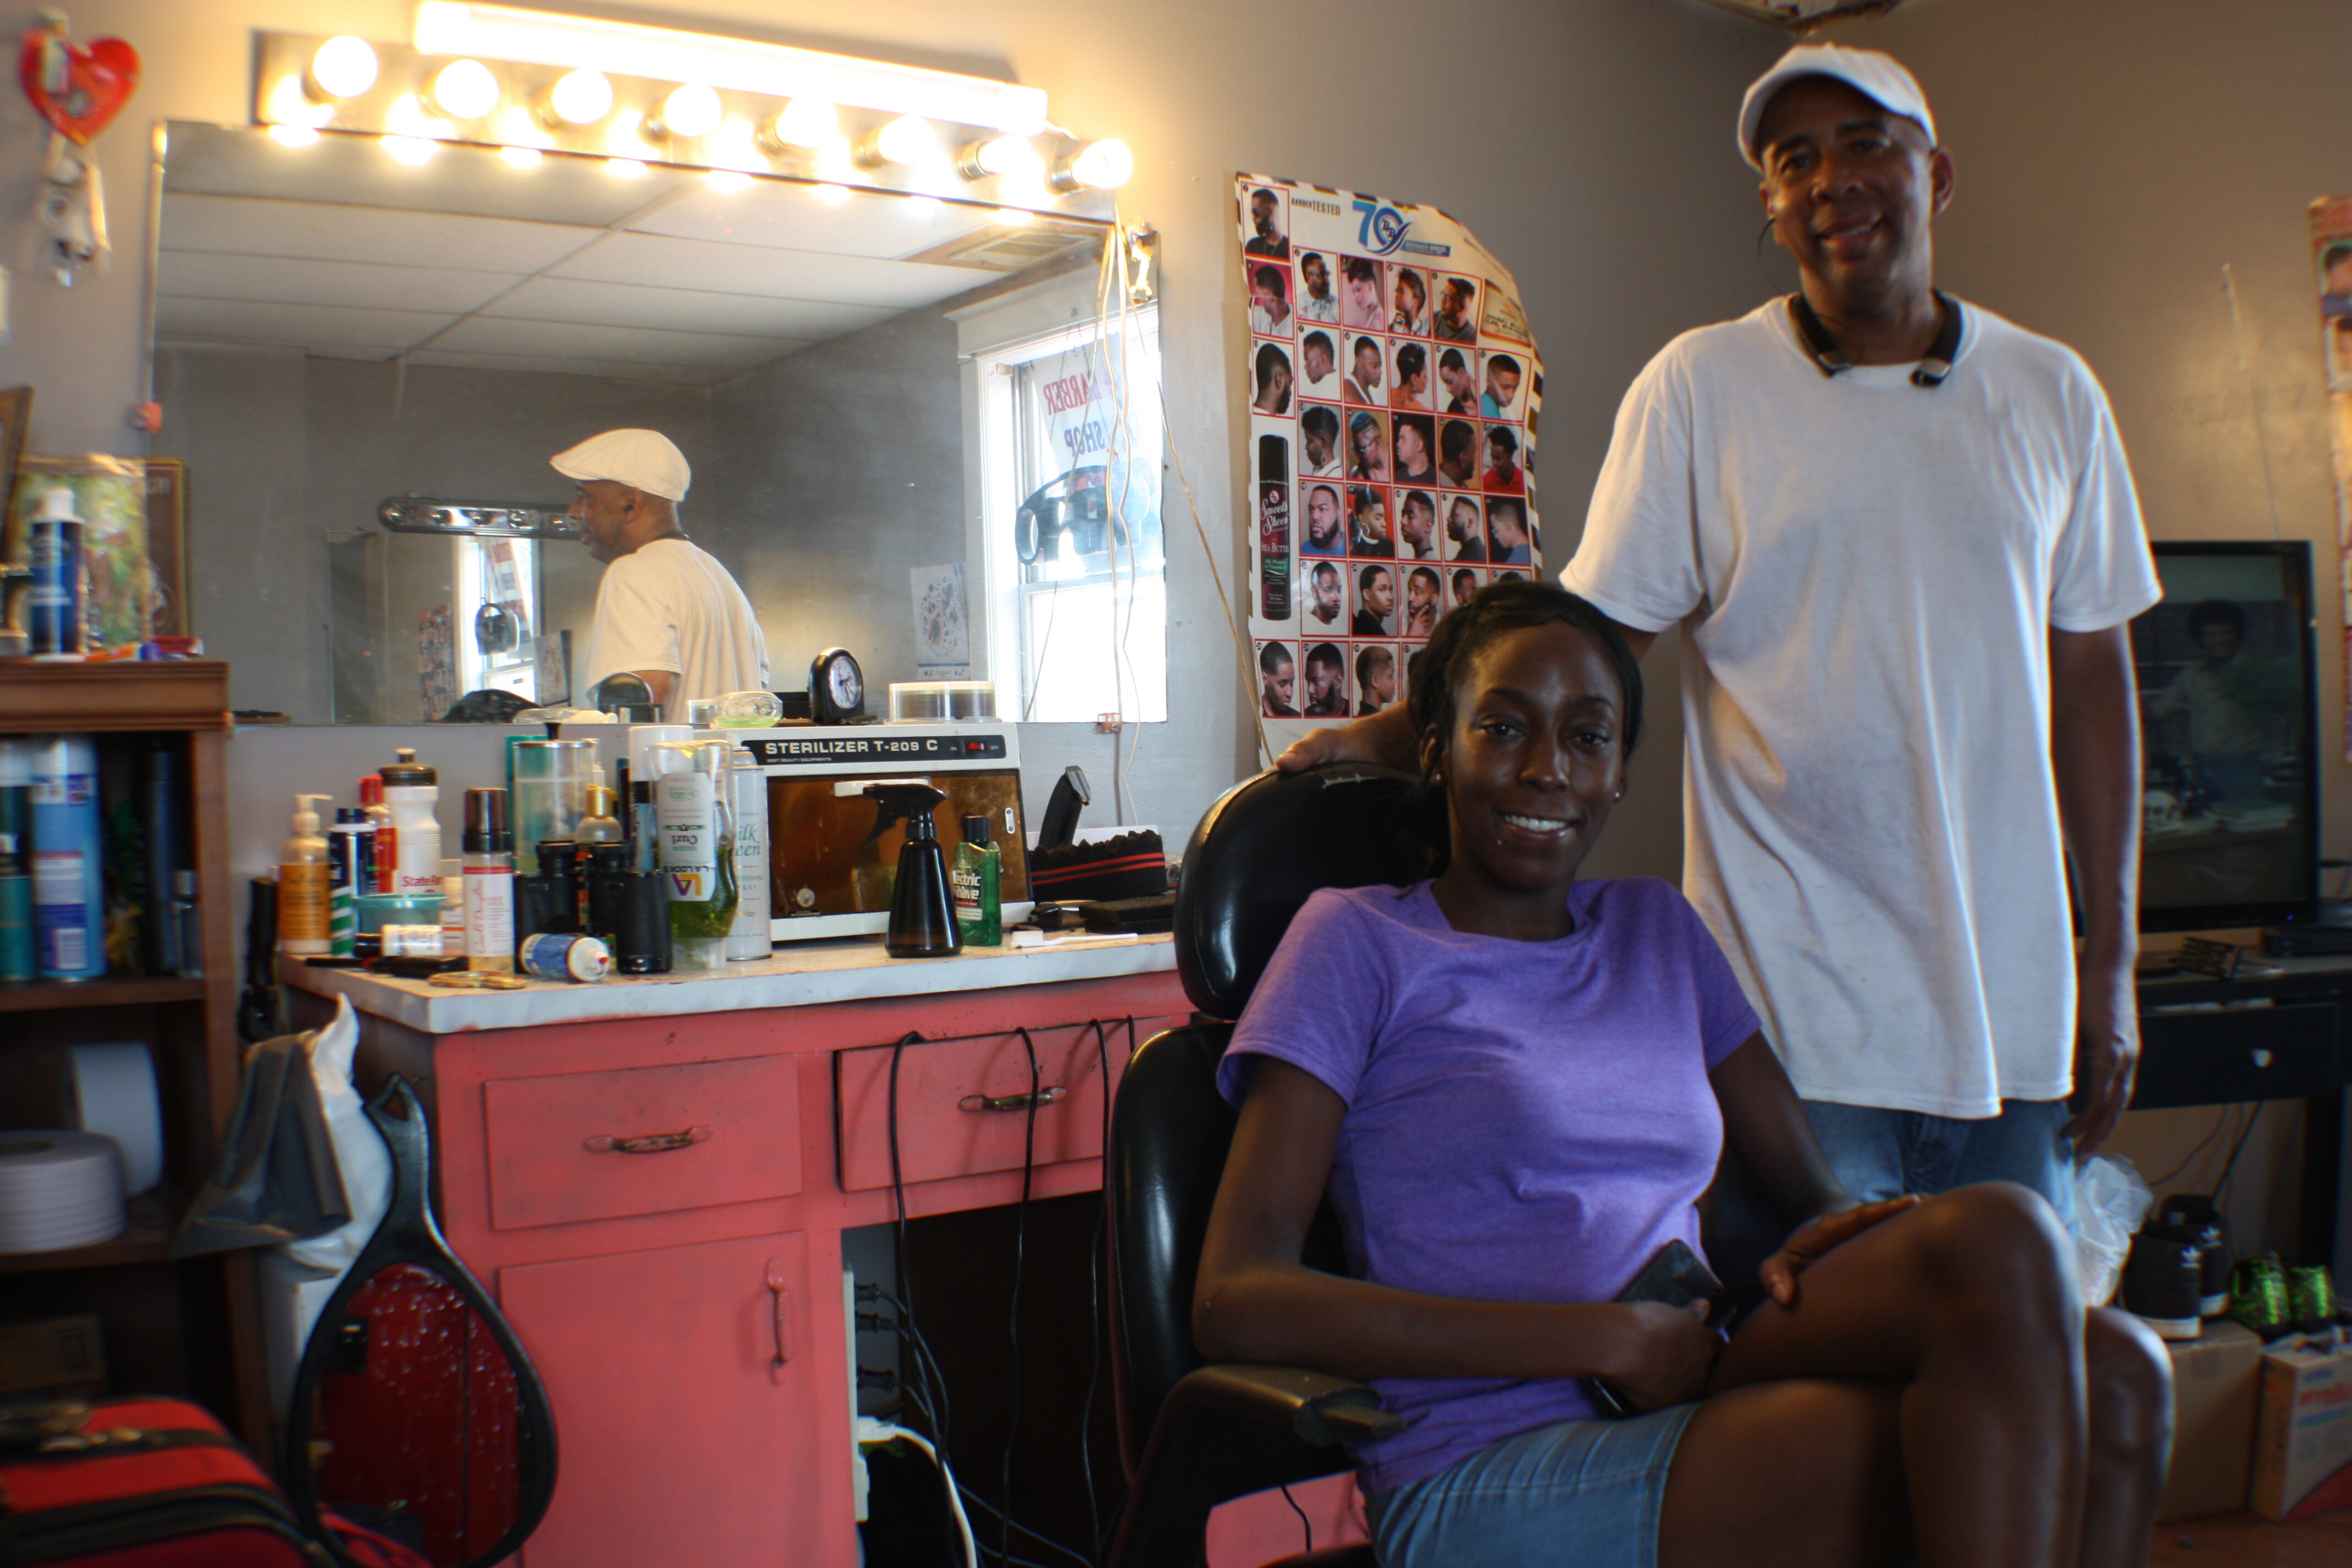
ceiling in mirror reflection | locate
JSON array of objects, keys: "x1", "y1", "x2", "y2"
[{"x1": 157, "y1": 125, "x2": 1103, "y2": 386}]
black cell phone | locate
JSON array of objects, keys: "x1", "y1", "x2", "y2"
[{"x1": 1587, "y1": 1240, "x2": 1727, "y2": 1419}]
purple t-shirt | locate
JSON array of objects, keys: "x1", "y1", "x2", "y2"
[{"x1": 1217, "y1": 876, "x2": 1759, "y2": 1495}]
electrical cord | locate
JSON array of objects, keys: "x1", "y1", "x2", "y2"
[
  {"x1": 2213, "y1": 1101, "x2": 2267, "y2": 1204},
  {"x1": 857, "y1": 1417, "x2": 978, "y2": 1568},
  {"x1": 954, "y1": 1484, "x2": 1097, "y2": 1568},
  {"x1": 998, "y1": 1027, "x2": 1044, "y2": 1568},
  {"x1": 1280, "y1": 1485, "x2": 1314, "y2": 1552},
  {"x1": 2146, "y1": 1102, "x2": 2248, "y2": 1190},
  {"x1": 889, "y1": 1030, "x2": 959, "y2": 1457},
  {"x1": 1077, "y1": 1020, "x2": 1113, "y2": 1558}
]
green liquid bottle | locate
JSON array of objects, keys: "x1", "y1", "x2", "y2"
[
  {"x1": 655, "y1": 741, "x2": 739, "y2": 971},
  {"x1": 951, "y1": 813, "x2": 1002, "y2": 946}
]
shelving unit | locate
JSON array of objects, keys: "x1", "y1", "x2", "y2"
[{"x1": 0, "y1": 660, "x2": 269, "y2": 1453}]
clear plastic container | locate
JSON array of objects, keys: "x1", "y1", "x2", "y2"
[
  {"x1": 510, "y1": 739, "x2": 594, "y2": 874},
  {"x1": 887, "y1": 680, "x2": 998, "y2": 722},
  {"x1": 712, "y1": 689, "x2": 783, "y2": 728}
]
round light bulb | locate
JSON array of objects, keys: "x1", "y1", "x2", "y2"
[
  {"x1": 773, "y1": 98, "x2": 836, "y2": 150},
  {"x1": 977, "y1": 134, "x2": 1042, "y2": 178},
  {"x1": 605, "y1": 157, "x2": 648, "y2": 179},
  {"x1": 704, "y1": 169, "x2": 753, "y2": 194},
  {"x1": 548, "y1": 68, "x2": 613, "y2": 126},
  {"x1": 381, "y1": 135, "x2": 438, "y2": 167},
  {"x1": 1070, "y1": 139, "x2": 1134, "y2": 191},
  {"x1": 432, "y1": 59, "x2": 499, "y2": 121},
  {"x1": 661, "y1": 84, "x2": 723, "y2": 141},
  {"x1": 903, "y1": 196, "x2": 944, "y2": 220},
  {"x1": 811, "y1": 183, "x2": 852, "y2": 207},
  {"x1": 994, "y1": 207, "x2": 1033, "y2": 227},
  {"x1": 310, "y1": 37, "x2": 379, "y2": 100},
  {"x1": 269, "y1": 124, "x2": 321, "y2": 149},
  {"x1": 875, "y1": 115, "x2": 938, "y2": 167},
  {"x1": 498, "y1": 145, "x2": 543, "y2": 169}
]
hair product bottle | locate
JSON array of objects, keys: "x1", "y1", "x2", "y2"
[
  {"x1": 952, "y1": 813, "x2": 1002, "y2": 946},
  {"x1": 29, "y1": 735, "x2": 105, "y2": 979},
  {"x1": 725, "y1": 747, "x2": 770, "y2": 961},
  {"x1": 379, "y1": 748, "x2": 442, "y2": 899},
  {"x1": 654, "y1": 741, "x2": 737, "y2": 971},
  {"x1": 462, "y1": 788, "x2": 516, "y2": 973},
  {"x1": 279, "y1": 794, "x2": 333, "y2": 957}
]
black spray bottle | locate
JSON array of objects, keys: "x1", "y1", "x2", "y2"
[{"x1": 863, "y1": 782, "x2": 960, "y2": 957}]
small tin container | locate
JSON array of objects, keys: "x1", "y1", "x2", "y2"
[{"x1": 519, "y1": 930, "x2": 613, "y2": 983}]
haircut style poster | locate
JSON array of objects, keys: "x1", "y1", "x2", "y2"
[
  {"x1": 2311, "y1": 197, "x2": 2352, "y2": 755},
  {"x1": 1238, "y1": 175, "x2": 1544, "y2": 743}
]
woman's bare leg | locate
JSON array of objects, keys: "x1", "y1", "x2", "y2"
[
  {"x1": 1660, "y1": 1182, "x2": 2123, "y2": 1568},
  {"x1": 1659, "y1": 1378, "x2": 1912, "y2": 1568},
  {"x1": 2078, "y1": 1306, "x2": 2171, "y2": 1568}
]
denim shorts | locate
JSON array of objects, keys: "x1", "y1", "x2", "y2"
[{"x1": 1364, "y1": 1402, "x2": 1699, "y2": 1568}]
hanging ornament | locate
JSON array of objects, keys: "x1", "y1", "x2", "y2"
[{"x1": 18, "y1": 12, "x2": 139, "y2": 286}]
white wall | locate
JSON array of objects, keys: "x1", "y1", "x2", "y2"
[{"x1": 0, "y1": 0, "x2": 1779, "y2": 875}]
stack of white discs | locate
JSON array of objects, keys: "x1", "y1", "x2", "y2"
[{"x1": 0, "y1": 1131, "x2": 127, "y2": 1253}]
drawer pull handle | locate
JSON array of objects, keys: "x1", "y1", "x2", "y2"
[
  {"x1": 766, "y1": 1259, "x2": 792, "y2": 1384},
  {"x1": 584, "y1": 1125, "x2": 712, "y2": 1154},
  {"x1": 959, "y1": 1087, "x2": 1067, "y2": 1113}
]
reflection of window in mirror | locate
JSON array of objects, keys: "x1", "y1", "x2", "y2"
[{"x1": 974, "y1": 309, "x2": 1166, "y2": 723}]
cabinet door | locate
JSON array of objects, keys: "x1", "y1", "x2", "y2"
[{"x1": 501, "y1": 1231, "x2": 852, "y2": 1566}]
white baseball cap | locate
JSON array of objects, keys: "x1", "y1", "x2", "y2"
[
  {"x1": 549, "y1": 428, "x2": 692, "y2": 502},
  {"x1": 1738, "y1": 43, "x2": 1936, "y2": 171}
]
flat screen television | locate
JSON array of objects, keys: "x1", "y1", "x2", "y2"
[{"x1": 2132, "y1": 540, "x2": 2320, "y2": 932}]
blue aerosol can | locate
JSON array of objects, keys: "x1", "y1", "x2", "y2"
[
  {"x1": 28, "y1": 488, "x2": 85, "y2": 660},
  {"x1": 30, "y1": 734, "x2": 105, "y2": 979}
]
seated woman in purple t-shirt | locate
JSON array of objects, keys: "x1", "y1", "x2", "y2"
[{"x1": 1195, "y1": 581, "x2": 2171, "y2": 1568}]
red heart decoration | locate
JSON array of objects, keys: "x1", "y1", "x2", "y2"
[{"x1": 19, "y1": 30, "x2": 139, "y2": 146}]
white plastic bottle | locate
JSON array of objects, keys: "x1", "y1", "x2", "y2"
[
  {"x1": 279, "y1": 793, "x2": 333, "y2": 956},
  {"x1": 379, "y1": 748, "x2": 442, "y2": 899}
]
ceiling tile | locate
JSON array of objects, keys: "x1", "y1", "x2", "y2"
[
  {"x1": 548, "y1": 231, "x2": 985, "y2": 309},
  {"x1": 482, "y1": 276, "x2": 893, "y2": 339},
  {"x1": 154, "y1": 297, "x2": 455, "y2": 351},
  {"x1": 402, "y1": 350, "x2": 732, "y2": 386},
  {"x1": 157, "y1": 251, "x2": 518, "y2": 314},
  {"x1": 633, "y1": 179, "x2": 1010, "y2": 260},
  {"x1": 428, "y1": 315, "x2": 804, "y2": 368},
  {"x1": 162, "y1": 193, "x2": 601, "y2": 274}
]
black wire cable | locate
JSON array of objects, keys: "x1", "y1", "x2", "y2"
[
  {"x1": 1280, "y1": 1485, "x2": 1314, "y2": 1552},
  {"x1": 888, "y1": 1030, "x2": 960, "y2": 1467},
  {"x1": 868, "y1": 1288, "x2": 955, "y2": 1449},
  {"x1": 1077, "y1": 1018, "x2": 1113, "y2": 1560},
  {"x1": 955, "y1": 1485, "x2": 1096, "y2": 1568},
  {"x1": 999, "y1": 1026, "x2": 1044, "y2": 1568},
  {"x1": 2213, "y1": 1101, "x2": 2268, "y2": 1202}
]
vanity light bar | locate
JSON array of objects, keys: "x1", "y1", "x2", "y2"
[
  {"x1": 378, "y1": 496, "x2": 578, "y2": 538},
  {"x1": 412, "y1": 3, "x2": 1049, "y2": 134}
]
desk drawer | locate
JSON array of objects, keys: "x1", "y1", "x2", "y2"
[
  {"x1": 484, "y1": 1056, "x2": 803, "y2": 1231},
  {"x1": 2134, "y1": 1002, "x2": 2340, "y2": 1110},
  {"x1": 835, "y1": 1023, "x2": 1123, "y2": 1191}
]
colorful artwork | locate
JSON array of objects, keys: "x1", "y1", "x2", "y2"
[
  {"x1": 9, "y1": 454, "x2": 152, "y2": 649},
  {"x1": 1238, "y1": 175, "x2": 1543, "y2": 743},
  {"x1": 2308, "y1": 197, "x2": 2352, "y2": 755}
]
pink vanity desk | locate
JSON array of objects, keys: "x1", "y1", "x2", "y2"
[{"x1": 287, "y1": 937, "x2": 1363, "y2": 1566}]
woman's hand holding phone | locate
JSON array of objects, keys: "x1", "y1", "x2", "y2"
[{"x1": 1607, "y1": 1299, "x2": 1721, "y2": 1412}]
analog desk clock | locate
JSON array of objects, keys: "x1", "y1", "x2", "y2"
[{"x1": 811, "y1": 646, "x2": 865, "y2": 724}]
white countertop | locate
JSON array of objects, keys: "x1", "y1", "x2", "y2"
[{"x1": 284, "y1": 933, "x2": 1179, "y2": 1033}]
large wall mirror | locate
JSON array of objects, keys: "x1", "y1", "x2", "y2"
[{"x1": 150, "y1": 122, "x2": 1129, "y2": 724}]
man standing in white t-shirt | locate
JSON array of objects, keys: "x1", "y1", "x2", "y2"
[
  {"x1": 552, "y1": 428, "x2": 771, "y2": 723},
  {"x1": 1282, "y1": 45, "x2": 2157, "y2": 1226}
]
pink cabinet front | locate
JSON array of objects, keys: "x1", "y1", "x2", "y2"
[
  {"x1": 500, "y1": 1229, "x2": 852, "y2": 1566},
  {"x1": 834, "y1": 1021, "x2": 1129, "y2": 1191}
]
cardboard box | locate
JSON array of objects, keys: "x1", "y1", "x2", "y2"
[
  {"x1": 2251, "y1": 1333, "x2": 2352, "y2": 1521},
  {"x1": 2158, "y1": 1319, "x2": 2263, "y2": 1523},
  {"x1": 0, "y1": 1314, "x2": 106, "y2": 1400}
]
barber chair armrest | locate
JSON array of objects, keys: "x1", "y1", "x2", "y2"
[{"x1": 1169, "y1": 1363, "x2": 1406, "y2": 1446}]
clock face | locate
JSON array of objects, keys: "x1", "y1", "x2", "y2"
[{"x1": 829, "y1": 656, "x2": 862, "y2": 709}]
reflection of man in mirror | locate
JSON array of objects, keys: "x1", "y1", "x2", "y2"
[
  {"x1": 1298, "y1": 251, "x2": 1338, "y2": 320},
  {"x1": 1245, "y1": 187, "x2": 1289, "y2": 258},
  {"x1": 1301, "y1": 331, "x2": 1337, "y2": 394},
  {"x1": 1345, "y1": 335, "x2": 1384, "y2": 404},
  {"x1": 1303, "y1": 642, "x2": 1348, "y2": 716},
  {"x1": 1252, "y1": 343, "x2": 1294, "y2": 415},
  {"x1": 1341, "y1": 257, "x2": 1384, "y2": 329},
  {"x1": 1260, "y1": 641, "x2": 1299, "y2": 716},
  {"x1": 1481, "y1": 353, "x2": 1523, "y2": 418},
  {"x1": 1396, "y1": 489, "x2": 1438, "y2": 558},
  {"x1": 1303, "y1": 484, "x2": 1346, "y2": 556},
  {"x1": 1308, "y1": 560, "x2": 1343, "y2": 627},
  {"x1": 1445, "y1": 494, "x2": 1487, "y2": 562},
  {"x1": 2324, "y1": 243, "x2": 2352, "y2": 318},
  {"x1": 1438, "y1": 347, "x2": 1478, "y2": 415},
  {"x1": 1389, "y1": 266, "x2": 1429, "y2": 335},
  {"x1": 1354, "y1": 563, "x2": 1396, "y2": 634},
  {"x1": 1439, "y1": 418, "x2": 1478, "y2": 488},
  {"x1": 1488, "y1": 496, "x2": 1533, "y2": 565},
  {"x1": 1405, "y1": 565, "x2": 1441, "y2": 635},
  {"x1": 2146, "y1": 598, "x2": 2296, "y2": 803},
  {"x1": 1248, "y1": 264, "x2": 1293, "y2": 335},
  {"x1": 1435, "y1": 275, "x2": 1478, "y2": 342},
  {"x1": 1300, "y1": 405, "x2": 1342, "y2": 476},
  {"x1": 1389, "y1": 343, "x2": 1433, "y2": 412},
  {"x1": 1354, "y1": 644, "x2": 1396, "y2": 715},
  {"x1": 557, "y1": 428, "x2": 769, "y2": 722}
]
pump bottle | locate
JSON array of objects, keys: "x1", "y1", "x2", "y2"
[
  {"x1": 577, "y1": 761, "x2": 624, "y2": 845},
  {"x1": 463, "y1": 788, "x2": 516, "y2": 973},
  {"x1": 279, "y1": 794, "x2": 333, "y2": 956}
]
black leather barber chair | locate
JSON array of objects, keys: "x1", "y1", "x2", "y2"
[{"x1": 1102, "y1": 763, "x2": 1430, "y2": 1568}]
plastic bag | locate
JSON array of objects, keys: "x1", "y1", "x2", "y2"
[
  {"x1": 173, "y1": 1016, "x2": 353, "y2": 1257},
  {"x1": 280, "y1": 995, "x2": 390, "y2": 1276},
  {"x1": 2072, "y1": 1153, "x2": 2153, "y2": 1308}
]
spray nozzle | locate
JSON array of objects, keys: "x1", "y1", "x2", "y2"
[
  {"x1": 859, "y1": 780, "x2": 948, "y2": 846},
  {"x1": 293, "y1": 793, "x2": 331, "y2": 834}
]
